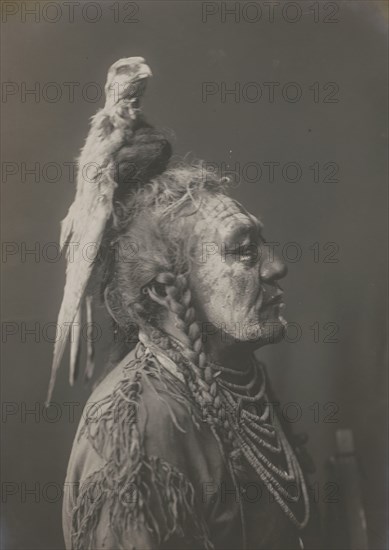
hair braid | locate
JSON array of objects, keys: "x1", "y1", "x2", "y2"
[{"x1": 148, "y1": 271, "x2": 236, "y2": 448}]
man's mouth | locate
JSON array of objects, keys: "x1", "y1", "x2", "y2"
[
  {"x1": 265, "y1": 294, "x2": 283, "y2": 306},
  {"x1": 261, "y1": 291, "x2": 284, "y2": 309}
]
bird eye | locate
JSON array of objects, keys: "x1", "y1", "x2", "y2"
[{"x1": 116, "y1": 66, "x2": 129, "y2": 75}]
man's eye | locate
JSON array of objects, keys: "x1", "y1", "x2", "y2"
[
  {"x1": 224, "y1": 243, "x2": 259, "y2": 263},
  {"x1": 239, "y1": 244, "x2": 258, "y2": 262}
]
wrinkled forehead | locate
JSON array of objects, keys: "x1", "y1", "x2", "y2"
[{"x1": 195, "y1": 194, "x2": 263, "y2": 242}]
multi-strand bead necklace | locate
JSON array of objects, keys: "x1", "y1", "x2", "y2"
[{"x1": 213, "y1": 358, "x2": 310, "y2": 529}]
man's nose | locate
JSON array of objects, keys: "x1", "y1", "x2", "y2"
[{"x1": 259, "y1": 252, "x2": 288, "y2": 282}]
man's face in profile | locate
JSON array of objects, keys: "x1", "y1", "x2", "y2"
[{"x1": 190, "y1": 194, "x2": 288, "y2": 347}]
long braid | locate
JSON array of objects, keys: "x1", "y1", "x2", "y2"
[
  {"x1": 145, "y1": 271, "x2": 247, "y2": 541},
  {"x1": 146, "y1": 271, "x2": 236, "y2": 449}
]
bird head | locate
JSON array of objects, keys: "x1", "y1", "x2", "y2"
[{"x1": 104, "y1": 56, "x2": 152, "y2": 112}]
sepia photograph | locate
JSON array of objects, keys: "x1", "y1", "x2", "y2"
[{"x1": 1, "y1": 1, "x2": 388, "y2": 549}]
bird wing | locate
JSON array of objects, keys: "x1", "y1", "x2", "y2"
[{"x1": 47, "y1": 57, "x2": 152, "y2": 404}]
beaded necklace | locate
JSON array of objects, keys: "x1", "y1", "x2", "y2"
[
  {"x1": 143, "y1": 332, "x2": 310, "y2": 531},
  {"x1": 214, "y1": 358, "x2": 310, "y2": 529}
]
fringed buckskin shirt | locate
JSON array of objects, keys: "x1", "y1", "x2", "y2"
[{"x1": 63, "y1": 338, "x2": 315, "y2": 550}]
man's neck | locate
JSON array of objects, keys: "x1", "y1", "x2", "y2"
[
  {"x1": 161, "y1": 315, "x2": 258, "y2": 372},
  {"x1": 204, "y1": 333, "x2": 258, "y2": 371}
]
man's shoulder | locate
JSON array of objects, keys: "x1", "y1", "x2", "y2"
[
  {"x1": 79, "y1": 348, "x2": 203, "y2": 455},
  {"x1": 67, "y1": 347, "x2": 218, "y2": 484}
]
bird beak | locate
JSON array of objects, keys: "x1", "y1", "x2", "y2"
[{"x1": 137, "y1": 65, "x2": 152, "y2": 80}]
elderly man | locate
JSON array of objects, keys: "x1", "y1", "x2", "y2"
[{"x1": 53, "y1": 58, "x2": 316, "y2": 550}]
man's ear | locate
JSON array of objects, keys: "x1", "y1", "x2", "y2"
[{"x1": 146, "y1": 284, "x2": 170, "y2": 309}]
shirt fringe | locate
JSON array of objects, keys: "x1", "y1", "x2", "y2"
[{"x1": 70, "y1": 352, "x2": 214, "y2": 550}]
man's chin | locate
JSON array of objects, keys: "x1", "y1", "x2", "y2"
[
  {"x1": 212, "y1": 316, "x2": 287, "y2": 348},
  {"x1": 242, "y1": 317, "x2": 286, "y2": 347}
]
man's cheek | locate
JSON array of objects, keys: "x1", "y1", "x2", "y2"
[{"x1": 231, "y1": 270, "x2": 259, "y2": 304}]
